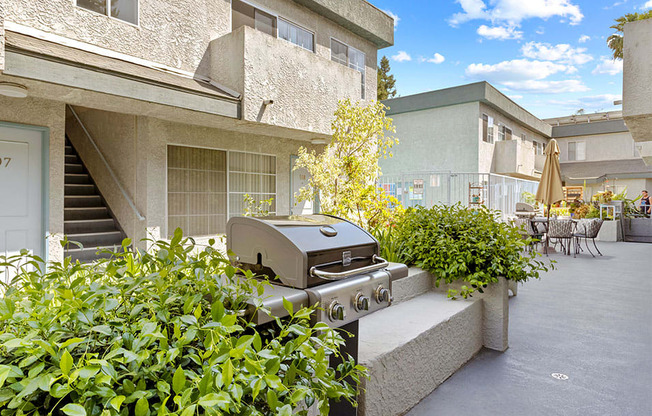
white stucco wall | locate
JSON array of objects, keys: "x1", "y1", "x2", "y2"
[
  {"x1": 479, "y1": 103, "x2": 549, "y2": 176},
  {"x1": 623, "y1": 19, "x2": 652, "y2": 136},
  {"x1": 1, "y1": 1, "x2": 5, "y2": 71},
  {"x1": 66, "y1": 107, "x2": 323, "y2": 246},
  {"x1": 555, "y1": 131, "x2": 639, "y2": 162},
  {"x1": 380, "y1": 102, "x2": 481, "y2": 176},
  {"x1": 0, "y1": 96, "x2": 65, "y2": 262},
  {"x1": 211, "y1": 27, "x2": 361, "y2": 136}
]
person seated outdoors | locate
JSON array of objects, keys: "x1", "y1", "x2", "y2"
[{"x1": 640, "y1": 190, "x2": 651, "y2": 217}]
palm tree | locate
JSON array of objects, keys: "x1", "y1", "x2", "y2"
[{"x1": 607, "y1": 11, "x2": 652, "y2": 60}]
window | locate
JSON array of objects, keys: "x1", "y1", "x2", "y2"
[
  {"x1": 497, "y1": 125, "x2": 510, "y2": 141},
  {"x1": 76, "y1": 0, "x2": 138, "y2": 25},
  {"x1": 504, "y1": 127, "x2": 512, "y2": 141},
  {"x1": 533, "y1": 141, "x2": 543, "y2": 155},
  {"x1": 167, "y1": 146, "x2": 276, "y2": 237},
  {"x1": 232, "y1": 0, "x2": 277, "y2": 37},
  {"x1": 567, "y1": 141, "x2": 586, "y2": 161},
  {"x1": 521, "y1": 133, "x2": 527, "y2": 142},
  {"x1": 228, "y1": 151, "x2": 277, "y2": 217},
  {"x1": 330, "y1": 39, "x2": 366, "y2": 99},
  {"x1": 482, "y1": 114, "x2": 494, "y2": 143},
  {"x1": 278, "y1": 19, "x2": 314, "y2": 52}
]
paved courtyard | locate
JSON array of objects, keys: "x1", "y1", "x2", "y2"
[{"x1": 407, "y1": 242, "x2": 652, "y2": 416}]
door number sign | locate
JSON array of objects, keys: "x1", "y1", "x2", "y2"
[{"x1": 0, "y1": 157, "x2": 11, "y2": 167}]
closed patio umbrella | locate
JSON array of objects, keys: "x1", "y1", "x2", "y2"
[{"x1": 535, "y1": 139, "x2": 564, "y2": 254}]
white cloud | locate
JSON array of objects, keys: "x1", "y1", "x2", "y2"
[
  {"x1": 383, "y1": 10, "x2": 400, "y2": 29},
  {"x1": 423, "y1": 53, "x2": 446, "y2": 64},
  {"x1": 521, "y1": 42, "x2": 593, "y2": 65},
  {"x1": 546, "y1": 94, "x2": 622, "y2": 110},
  {"x1": 592, "y1": 56, "x2": 623, "y2": 75},
  {"x1": 502, "y1": 79, "x2": 589, "y2": 93},
  {"x1": 449, "y1": 0, "x2": 583, "y2": 26},
  {"x1": 466, "y1": 59, "x2": 573, "y2": 83},
  {"x1": 536, "y1": 27, "x2": 545, "y2": 35},
  {"x1": 509, "y1": 94, "x2": 524, "y2": 100},
  {"x1": 392, "y1": 51, "x2": 412, "y2": 62},
  {"x1": 643, "y1": 0, "x2": 652, "y2": 8},
  {"x1": 477, "y1": 25, "x2": 523, "y2": 40},
  {"x1": 578, "y1": 35, "x2": 591, "y2": 43}
]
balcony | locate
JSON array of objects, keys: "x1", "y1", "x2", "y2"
[
  {"x1": 208, "y1": 26, "x2": 362, "y2": 137},
  {"x1": 623, "y1": 19, "x2": 652, "y2": 165},
  {"x1": 493, "y1": 140, "x2": 542, "y2": 180}
]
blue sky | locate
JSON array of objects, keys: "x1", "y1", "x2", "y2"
[{"x1": 372, "y1": 0, "x2": 651, "y2": 118}]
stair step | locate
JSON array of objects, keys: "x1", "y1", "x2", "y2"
[
  {"x1": 65, "y1": 154, "x2": 79, "y2": 164},
  {"x1": 65, "y1": 218, "x2": 117, "y2": 234},
  {"x1": 65, "y1": 184, "x2": 96, "y2": 195},
  {"x1": 65, "y1": 231, "x2": 124, "y2": 247},
  {"x1": 65, "y1": 163, "x2": 84, "y2": 174},
  {"x1": 65, "y1": 246, "x2": 123, "y2": 263},
  {"x1": 65, "y1": 173, "x2": 92, "y2": 185},
  {"x1": 64, "y1": 207, "x2": 110, "y2": 220},
  {"x1": 358, "y1": 292, "x2": 483, "y2": 416},
  {"x1": 65, "y1": 195, "x2": 103, "y2": 208},
  {"x1": 65, "y1": 145, "x2": 75, "y2": 155}
]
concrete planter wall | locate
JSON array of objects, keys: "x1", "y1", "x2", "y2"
[{"x1": 357, "y1": 268, "x2": 510, "y2": 416}]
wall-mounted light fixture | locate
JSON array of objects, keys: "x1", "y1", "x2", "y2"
[
  {"x1": 263, "y1": 99, "x2": 274, "y2": 106},
  {"x1": 0, "y1": 83, "x2": 29, "y2": 98},
  {"x1": 310, "y1": 138, "x2": 327, "y2": 145}
]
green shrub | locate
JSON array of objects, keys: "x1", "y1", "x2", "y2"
[
  {"x1": 390, "y1": 204, "x2": 552, "y2": 299},
  {"x1": 0, "y1": 231, "x2": 366, "y2": 415}
]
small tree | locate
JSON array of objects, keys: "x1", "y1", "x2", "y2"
[
  {"x1": 607, "y1": 11, "x2": 652, "y2": 60},
  {"x1": 377, "y1": 56, "x2": 397, "y2": 100},
  {"x1": 294, "y1": 99, "x2": 402, "y2": 230}
]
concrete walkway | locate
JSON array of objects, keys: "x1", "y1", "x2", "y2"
[{"x1": 407, "y1": 242, "x2": 652, "y2": 416}]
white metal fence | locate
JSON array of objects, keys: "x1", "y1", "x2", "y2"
[{"x1": 378, "y1": 172, "x2": 539, "y2": 219}]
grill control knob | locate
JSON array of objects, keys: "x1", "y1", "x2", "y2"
[
  {"x1": 328, "y1": 301, "x2": 346, "y2": 322},
  {"x1": 354, "y1": 293, "x2": 370, "y2": 312},
  {"x1": 375, "y1": 285, "x2": 392, "y2": 304}
]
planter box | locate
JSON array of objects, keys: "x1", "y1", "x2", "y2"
[{"x1": 597, "y1": 219, "x2": 622, "y2": 242}]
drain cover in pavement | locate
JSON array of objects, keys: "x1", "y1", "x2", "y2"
[{"x1": 551, "y1": 373, "x2": 569, "y2": 380}]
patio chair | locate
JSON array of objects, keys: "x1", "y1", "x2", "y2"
[
  {"x1": 547, "y1": 219, "x2": 574, "y2": 255},
  {"x1": 573, "y1": 219, "x2": 603, "y2": 257},
  {"x1": 513, "y1": 218, "x2": 543, "y2": 252}
]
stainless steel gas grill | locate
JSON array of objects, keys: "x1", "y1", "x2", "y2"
[
  {"x1": 226, "y1": 214, "x2": 408, "y2": 416},
  {"x1": 227, "y1": 214, "x2": 407, "y2": 327}
]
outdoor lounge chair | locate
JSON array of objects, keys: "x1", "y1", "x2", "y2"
[
  {"x1": 548, "y1": 219, "x2": 574, "y2": 255},
  {"x1": 573, "y1": 219, "x2": 604, "y2": 258}
]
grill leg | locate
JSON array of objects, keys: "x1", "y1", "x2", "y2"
[{"x1": 330, "y1": 320, "x2": 359, "y2": 416}]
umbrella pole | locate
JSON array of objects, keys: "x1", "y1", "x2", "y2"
[{"x1": 546, "y1": 204, "x2": 550, "y2": 256}]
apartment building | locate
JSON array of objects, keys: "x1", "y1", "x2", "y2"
[
  {"x1": 0, "y1": 0, "x2": 394, "y2": 262},
  {"x1": 380, "y1": 82, "x2": 551, "y2": 180},
  {"x1": 547, "y1": 111, "x2": 652, "y2": 199}
]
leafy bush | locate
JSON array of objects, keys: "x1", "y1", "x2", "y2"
[
  {"x1": 0, "y1": 231, "x2": 365, "y2": 415},
  {"x1": 389, "y1": 204, "x2": 552, "y2": 299}
]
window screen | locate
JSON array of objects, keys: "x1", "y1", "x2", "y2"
[
  {"x1": 232, "y1": 0, "x2": 255, "y2": 31},
  {"x1": 568, "y1": 142, "x2": 576, "y2": 160},
  {"x1": 482, "y1": 114, "x2": 494, "y2": 143},
  {"x1": 77, "y1": 0, "x2": 107, "y2": 15},
  {"x1": 167, "y1": 146, "x2": 227, "y2": 237},
  {"x1": 278, "y1": 19, "x2": 314, "y2": 52},
  {"x1": 331, "y1": 39, "x2": 348, "y2": 66},
  {"x1": 348, "y1": 47, "x2": 366, "y2": 99},
  {"x1": 77, "y1": 0, "x2": 138, "y2": 24},
  {"x1": 229, "y1": 152, "x2": 277, "y2": 218},
  {"x1": 255, "y1": 9, "x2": 277, "y2": 37}
]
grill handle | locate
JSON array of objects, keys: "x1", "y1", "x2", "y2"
[{"x1": 309, "y1": 255, "x2": 389, "y2": 281}]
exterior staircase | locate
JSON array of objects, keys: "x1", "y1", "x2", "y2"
[{"x1": 64, "y1": 137, "x2": 126, "y2": 262}]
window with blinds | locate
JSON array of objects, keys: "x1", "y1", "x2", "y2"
[
  {"x1": 229, "y1": 151, "x2": 276, "y2": 218},
  {"x1": 168, "y1": 146, "x2": 227, "y2": 237},
  {"x1": 167, "y1": 147, "x2": 277, "y2": 236}
]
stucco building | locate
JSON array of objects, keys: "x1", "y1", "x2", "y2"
[
  {"x1": 0, "y1": 0, "x2": 393, "y2": 262},
  {"x1": 546, "y1": 111, "x2": 652, "y2": 199},
  {"x1": 380, "y1": 82, "x2": 551, "y2": 181}
]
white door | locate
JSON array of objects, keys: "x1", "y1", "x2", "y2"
[
  {"x1": 0, "y1": 125, "x2": 44, "y2": 273},
  {"x1": 290, "y1": 155, "x2": 314, "y2": 215}
]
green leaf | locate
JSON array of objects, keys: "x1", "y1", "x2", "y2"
[
  {"x1": 91, "y1": 325, "x2": 112, "y2": 336},
  {"x1": 60, "y1": 350, "x2": 73, "y2": 376},
  {"x1": 198, "y1": 392, "x2": 230, "y2": 408},
  {"x1": 282, "y1": 297, "x2": 293, "y2": 315},
  {"x1": 278, "y1": 404, "x2": 293, "y2": 416},
  {"x1": 222, "y1": 359, "x2": 234, "y2": 387},
  {"x1": 0, "y1": 366, "x2": 10, "y2": 388},
  {"x1": 61, "y1": 404, "x2": 86, "y2": 416},
  {"x1": 135, "y1": 397, "x2": 149, "y2": 416},
  {"x1": 172, "y1": 366, "x2": 186, "y2": 394},
  {"x1": 110, "y1": 395, "x2": 125, "y2": 411},
  {"x1": 60, "y1": 338, "x2": 85, "y2": 350},
  {"x1": 180, "y1": 405, "x2": 196, "y2": 416}
]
